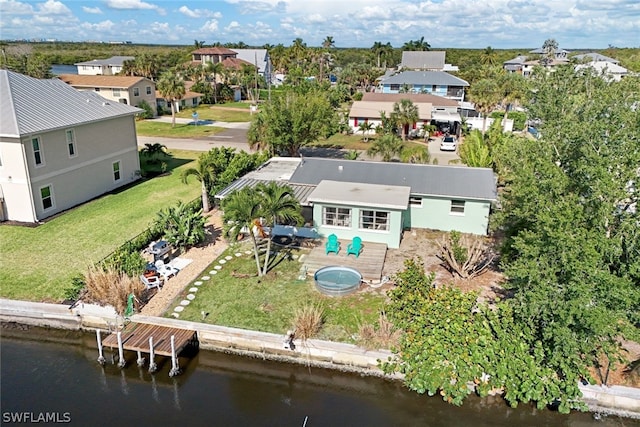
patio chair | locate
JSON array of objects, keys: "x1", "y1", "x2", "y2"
[
  {"x1": 155, "y1": 260, "x2": 179, "y2": 280},
  {"x1": 325, "y1": 234, "x2": 340, "y2": 255},
  {"x1": 140, "y1": 274, "x2": 162, "y2": 290},
  {"x1": 346, "y1": 236, "x2": 362, "y2": 258}
]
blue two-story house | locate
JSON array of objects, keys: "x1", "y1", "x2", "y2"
[{"x1": 378, "y1": 71, "x2": 469, "y2": 102}]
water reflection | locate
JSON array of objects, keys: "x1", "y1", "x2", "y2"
[{"x1": 1, "y1": 326, "x2": 637, "y2": 427}]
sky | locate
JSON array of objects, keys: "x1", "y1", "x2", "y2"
[{"x1": 1, "y1": 0, "x2": 639, "y2": 49}]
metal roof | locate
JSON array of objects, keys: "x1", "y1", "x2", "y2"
[
  {"x1": 382, "y1": 71, "x2": 469, "y2": 87},
  {"x1": 0, "y1": 70, "x2": 141, "y2": 138},
  {"x1": 401, "y1": 51, "x2": 446, "y2": 70},
  {"x1": 362, "y1": 92, "x2": 459, "y2": 107},
  {"x1": 215, "y1": 178, "x2": 317, "y2": 204},
  {"x1": 290, "y1": 158, "x2": 496, "y2": 201},
  {"x1": 75, "y1": 56, "x2": 134, "y2": 66},
  {"x1": 308, "y1": 180, "x2": 410, "y2": 209},
  {"x1": 58, "y1": 74, "x2": 150, "y2": 88},
  {"x1": 574, "y1": 53, "x2": 619, "y2": 64},
  {"x1": 349, "y1": 101, "x2": 432, "y2": 120}
]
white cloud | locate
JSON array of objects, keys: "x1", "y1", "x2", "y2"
[
  {"x1": 80, "y1": 19, "x2": 116, "y2": 31},
  {"x1": 200, "y1": 19, "x2": 219, "y2": 32},
  {"x1": 37, "y1": 0, "x2": 71, "y2": 15},
  {"x1": 105, "y1": 0, "x2": 165, "y2": 14},
  {"x1": 224, "y1": 20, "x2": 240, "y2": 31},
  {"x1": 82, "y1": 6, "x2": 103, "y2": 14},
  {"x1": 178, "y1": 5, "x2": 222, "y2": 19},
  {"x1": 0, "y1": 0, "x2": 33, "y2": 14}
]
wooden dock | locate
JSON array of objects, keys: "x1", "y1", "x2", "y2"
[
  {"x1": 102, "y1": 322, "x2": 196, "y2": 357},
  {"x1": 302, "y1": 239, "x2": 387, "y2": 281}
]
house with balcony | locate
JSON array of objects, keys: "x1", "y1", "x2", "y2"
[
  {"x1": 58, "y1": 74, "x2": 157, "y2": 116},
  {"x1": 0, "y1": 70, "x2": 141, "y2": 223},
  {"x1": 75, "y1": 56, "x2": 134, "y2": 76},
  {"x1": 400, "y1": 51, "x2": 459, "y2": 72},
  {"x1": 376, "y1": 71, "x2": 469, "y2": 102}
]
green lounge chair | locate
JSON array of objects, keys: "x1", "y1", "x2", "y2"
[
  {"x1": 346, "y1": 236, "x2": 362, "y2": 258},
  {"x1": 325, "y1": 234, "x2": 340, "y2": 254}
]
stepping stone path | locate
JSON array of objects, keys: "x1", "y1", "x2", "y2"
[
  {"x1": 189, "y1": 287, "x2": 198, "y2": 293},
  {"x1": 214, "y1": 265, "x2": 222, "y2": 270},
  {"x1": 201, "y1": 276, "x2": 210, "y2": 280},
  {"x1": 194, "y1": 281, "x2": 203, "y2": 286},
  {"x1": 180, "y1": 300, "x2": 190, "y2": 306},
  {"x1": 174, "y1": 306, "x2": 184, "y2": 313},
  {"x1": 219, "y1": 259, "x2": 226, "y2": 264},
  {"x1": 225, "y1": 256, "x2": 233, "y2": 261},
  {"x1": 171, "y1": 313, "x2": 180, "y2": 318},
  {"x1": 235, "y1": 253, "x2": 242, "y2": 257},
  {"x1": 187, "y1": 294, "x2": 195, "y2": 301},
  {"x1": 210, "y1": 270, "x2": 217, "y2": 275},
  {"x1": 245, "y1": 250, "x2": 252, "y2": 255}
]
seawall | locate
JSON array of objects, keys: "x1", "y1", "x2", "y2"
[{"x1": 1, "y1": 297, "x2": 638, "y2": 418}]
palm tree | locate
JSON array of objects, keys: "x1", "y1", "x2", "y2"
[
  {"x1": 206, "y1": 61, "x2": 225, "y2": 103},
  {"x1": 222, "y1": 188, "x2": 263, "y2": 276},
  {"x1": 371, "y1": 41, "x2": 384, "y2": 68},
  {"x1": 157, "y1": 70, "x2": 185, "y2": 128},
  {"x1": 481, "y1": 46, "x2": 497, "y2": 66},
  {"x1": 402, "y1": 37, "x2": 430, "y2": 51},
  {"x1": 392, "y1": 99, "x2": 419, "y2": 140},
  {"x1": 140, "y1": 143, "x2": 168, "y2": 164},
  {"x1": 541, "y1": 38, "x2": 558, "y2": 64},
  {"x1": 357, "y1": 121, "x2": 374, "y2": 142},
  {"x1": 322, "y1": 36, "x2": 335, "y2": 50},
  {"x1": 400, "y1": 145, "x2": 431, "y2": 164},
  {"x1": 468, "y1": 78, "x2": 500, "y2": 133},
  {"x1": 459, "y1": 130, "x2": 493, "y2": 168},
  {"x1": 366, "y1": 134, "x2": 404, "y2": 162},
  {"x1": 256, "y1": 182, "x2": 302, "y2": 275},
  {"x1": 181, "y1": 155, "x2": 215, "y2": 213}
]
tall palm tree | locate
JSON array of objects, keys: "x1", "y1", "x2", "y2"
[
  {"x1": 181, "y1": 155, "x2": 215, "y2": 213},
  {"x1": 371, "y1": 41, "x2": 384, "y2": 68},
  {"x1": 157, "y1": 70, "x2": 185, "y2": 128},
  {"x1": 366, "y1": 134, "x2": 404, "y2": 162},
  {"x1": 206, "y1": 61, "x2": 225, "y2": 103},
  {"x1": 481, "y1": 46, "x2": 497, "y2": 66},
  {"x1": 357, "y1": 121, "x2": 374, "y2": 142},
  {"x1": 322, "y1": 36, "x2": 335, "y2": 50},
  {"x1": 468, "y1": 78, "x2": 501, "y2": 133},
  {"x1": 256, "y1": 182, "x2": 302, "y2": 275},
  {"x1": 222, "y1": 188, "x2": 264, "y2": 276},
  {"x1": 392, "y1": 99, "x2": 419, "y2": 140}
]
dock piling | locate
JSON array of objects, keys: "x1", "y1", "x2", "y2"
[
  {"x1": 136, "y1": 350, "x2": 145, "y2": 367},
  {"x1": 149, "y1": 336, "x2": 157, "y2": 373},
  {"x1": 117, "y1": 331, "x2": 126, "y2": 368},
  {"x1": 96, "y1": 329, "x2": 105, "y2": 365},
  {"x1": 169, "y1": 335, "x2": 180, "y2": 377}
]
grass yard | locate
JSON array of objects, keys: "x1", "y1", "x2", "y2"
[
  {"x1": 136, "y1": 120, "x2": 227, "y2": 138},
  {"x1": 175, "y1": 104, "x2": 252, "y2": 122},
  {"x1": 0, "y1": 150, "x2": 201, "y2": 302},
  {"x1": 172, "y1": 243, "x2": 386, "y2": 343},
  {"x1": 311, "y1": 133, "x2": 426, "y2": 152}
]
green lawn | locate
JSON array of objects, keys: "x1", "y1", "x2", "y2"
[
  {"x1": 136, "y1": 120, "x2": 227, "y2": 138},
  {"x1": 311, "y1": 133, "x2": 426, "y2": 151},
  {"x1": 175, "y1": 104, "x2": 253, "y2": 122},
  {"x1": 0, "y1": 150, "x2": 201, "y2": 302},
  {"x1": 173, "y1": 244, "x2": 386, "y2": 343}
]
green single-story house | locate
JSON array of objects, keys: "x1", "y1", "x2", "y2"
[{"x1": 216, "y1": 157, "x2": 497, "y2": 249}]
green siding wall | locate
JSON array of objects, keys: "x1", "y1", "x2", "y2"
[
  {"x1": 404, "y1": 196, "x2": 490, "y2": 235},
  {"x1": 312, "y1": 203, "x2": 403, "y2": 248}
]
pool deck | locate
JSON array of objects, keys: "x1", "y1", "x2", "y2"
[{"x1": 301, "y1": 239, "x2": 387, "y2": 282}]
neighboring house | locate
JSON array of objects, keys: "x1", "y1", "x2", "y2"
[
  {"x1": 400, "y1": 51, "x2": 446, "y2": 70},
  {"x1": 573, "y1": 52, "x2": 620, "y2": 64},
  {"x1": 0, "y1": 70, "x2": 141, "y2": 223},
  {"x1": 575, "y1": 61, "x2": 629, "y2": 82},
  {"x1": 521, "y1": 57, "x2": 569, "y2": 77},
  {"x1": 191, "y1": 47, "x2": 273, "y2": 83},
  {"x1": 528, "y1": 47, "x2": 569, "y2": 59},
  {"x1": 354, "y1": 93, "x2": 462, "y2": 134},
  {"x1": 216, "y1": 157, "x2": 497, "y2": 248},
  {"x1": 155, "y1": 81, "x2": 203, "y2": 113},
  {"x1": 58, "y1": 74, "x2": 157, "y2": 116},
  {"x1": 377, "y1": 71, "x2": 469, "y2": 102},
  {"x1": 75, "y1": 56, "x2": 134, "y2": 75},
  {"x1": 503, "y1": 55, "x2": 528, "y2": 74},
  {"x1": 348, "y1": 101, "x2": 432, "y2": 135}
]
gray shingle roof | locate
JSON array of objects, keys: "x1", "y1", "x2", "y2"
[
  {"x1": 290, "y1": 158, "x2": 496, "y2": 201},
  {"x1": 382, "y1": 71, "x2": 469, "y2": 87},
  {"x1": 0, "y1": 70, "x2": 141, "y2": 138},
  {"x1": 573, "y1": 53, "x2": 619, "y2": 64}
]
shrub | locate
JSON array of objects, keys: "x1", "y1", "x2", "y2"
[
  {"x1": 357, "y1": 311, "x2": 401, "y2": 350},
  {"x1": 292, "y1": 303, "x2": 325, "y2": 341},
  {"x1": 63, "y1": 274, "x2": 86, "y2": 301},
  {"x1": 83, "y1": 266, "x2": 144, "y2": 314},
  {"x1": 136, "y1": 100, "x2": 155, "y2": 120}
]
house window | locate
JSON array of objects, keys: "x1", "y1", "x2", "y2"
[
  {"x1": 323, "y1": 207, "x2": 351, "y2": 227},
  {"x1": 360, "y1": 210, "x2": 389, "y2": 231},
  {"x1": 40, "y1": 185, "x2": 54, "y2": 210},
  {"x1": 94, "y1": 88, "x2": 100, "y2": 92},
  {"x1": 450, "y1": 200, "x2": 465, "y2": 215},
  {"x1": 146, "y1": 86, "x2": 152, "y2": 95},
  {"x1": 409, "y1": 196, "x2": 422, "y2": 207},
  {"x1": 31, "y1": 137, "x2": 44, "y2": 166},
  {"x1": 113, "y1": 88, "x2": 121, "y2": 97},
  {"x1": 112, "y1": 161, "x2": 121, "y2": 182},
  {"x1": 390, "y1": 84, "x2": 400, "y2": 91},
  {"x1": 66, "y1": 129, "x2": 77, "y2": 157},
  {"x1": 133, "y1": 87, "x2": 140, "y2": 96}
]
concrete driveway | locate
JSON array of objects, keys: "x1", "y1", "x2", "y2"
[{"x1": 426, "y1": 136, "x2": 462, "y2": 166}]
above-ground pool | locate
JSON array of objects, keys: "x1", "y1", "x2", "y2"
[{"x1": 314, "y1": 266, "x2": 362, "y2": 296}]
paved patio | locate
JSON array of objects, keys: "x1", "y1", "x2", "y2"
[{"x1": 301, "y1": 238, "x2": 387, "y2": 282}]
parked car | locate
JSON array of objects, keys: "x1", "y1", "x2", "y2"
[{"x1": 440, "y1": 135, "x2": 457, "y2": 151}]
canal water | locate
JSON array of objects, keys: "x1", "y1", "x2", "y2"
[
  {"x1": 1, "y1": 326, "x2": 637, "y2": 427},
  {"x1": 50, "y1": 64, "x2": 77, "y2": 76}
]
